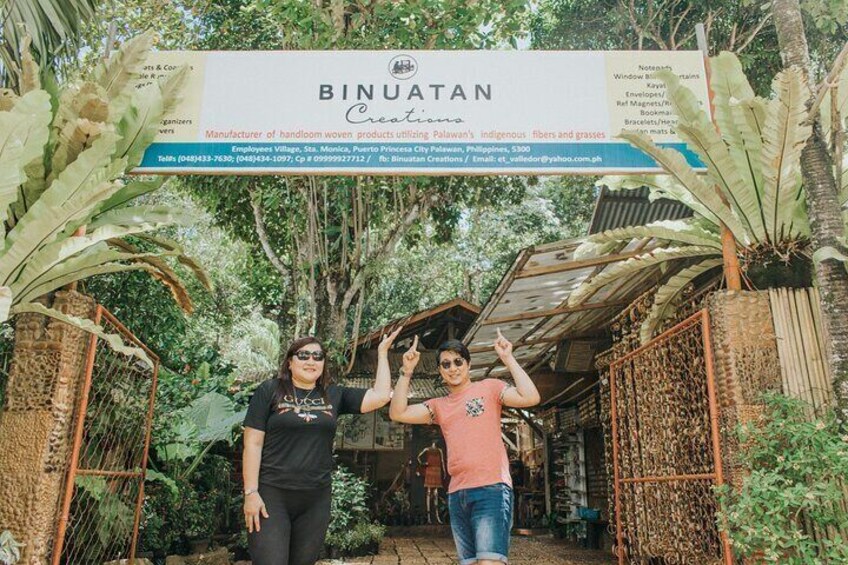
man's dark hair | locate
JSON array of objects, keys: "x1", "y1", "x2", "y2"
[{"x1": 437, "y1": 339, "x2": 471, "y2": 363}]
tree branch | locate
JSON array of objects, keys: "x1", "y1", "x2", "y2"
[
  {"x1": 735, "y1": 13, "x2": 773, "y2": 54},
  {"x1": 248, "y1": 183, "x2": 290, "y2": 279},
  {"x1": 341, "y1": 188, "x2": 438, "y2": 310},
  {"x1": 807, "y1": 39, "x2": 848, "y2": 125}
]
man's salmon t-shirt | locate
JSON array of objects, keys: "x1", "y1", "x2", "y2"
[{"x1": 423, "y1": 379, "x2": 512, "y2": 493}]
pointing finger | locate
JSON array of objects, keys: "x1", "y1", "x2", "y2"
[{"x1": 411, "y1": 335, "x2": 419, "y2": 352}]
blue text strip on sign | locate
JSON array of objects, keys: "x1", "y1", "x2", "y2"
[{"x1": 140, "y1": 142, "x2": 704, "y2": 174}]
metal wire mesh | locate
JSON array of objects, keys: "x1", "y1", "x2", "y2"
[
  {"x1": 609, "y1": 311, "x2": 729, "y2": 564},
  {"x1": 0, "y1": 325, "x2": 13, "y2": 415},
  {"x1": 55, "y1": 307, "x2": 158, "y2": 565}
]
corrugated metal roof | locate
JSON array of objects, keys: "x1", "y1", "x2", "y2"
[
  {"x1": 462, "y1": 236, "x2": 672, "y2": 381},
  {"x1": 341, "y1": 376, "x2": 448, "y2": 400},
  {"x1": 354, "y1": 298, "x2": 480, "y2": 351},
  {"x1": 589, "y1": 186, "x2": 691, "y2": 234}
]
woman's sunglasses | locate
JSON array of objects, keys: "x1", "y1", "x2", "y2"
[
  {"x1": 294, "y1": 350, "x2": 325, "y2": 361},
  {"x1": 439, "y1": 358, "x2": 466, "y2": 370}
]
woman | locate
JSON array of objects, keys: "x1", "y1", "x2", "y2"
[{"x1": 242, "y1": 329, "x2": 399, "y2": 565}]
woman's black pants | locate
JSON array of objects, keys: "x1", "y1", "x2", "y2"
[{"x1": 248, "y1": 484, "x2": 332, "y2": 565}]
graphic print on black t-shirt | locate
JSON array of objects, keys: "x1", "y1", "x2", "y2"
[{"x1": 275, "y1": 390, "x2": 334, "y2": 423}]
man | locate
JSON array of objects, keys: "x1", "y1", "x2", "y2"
[{"x1": 389, "y1": 329, "x2": 540, "y2": 565}]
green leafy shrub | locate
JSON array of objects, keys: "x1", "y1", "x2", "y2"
[
  {"x1": 325, "y1": 466, "x2": 385, "y2": 556},
  {"x1": 716, "y1": 394, "x2": 848, "y2": 564},
  {"x1": 138, "y1": 481, "x2": 181, "y2": 555}
]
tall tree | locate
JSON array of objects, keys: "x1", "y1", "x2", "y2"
[
  {"x1": 180, "y1": 0, "x2": 531, "y2": 354},
  {"x1": 772, "y1": 0, "x2": 848, "y2": 426},
  {"x1": 531, "y1": 0, "x2": 781, "y2": 92}
]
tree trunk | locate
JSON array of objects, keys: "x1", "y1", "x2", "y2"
[
  {"x1": 773, "y1": 0, "x2": 848, "y2": 426},
  {"x1": 312, "y1": 273, "x2": 350, "y2": 375}
]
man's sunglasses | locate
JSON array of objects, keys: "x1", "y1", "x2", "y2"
[
  {"x1": 294, "y1": 350, "x2": 325, "y2": 361},
  {"x1": 439, "y1": 358, "x2": 466, "y2": 370}
]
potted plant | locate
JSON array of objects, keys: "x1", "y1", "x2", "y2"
[
  {"x1": 180, "y1": 487, "x2": 216, "y2": 554},
  {"x1": 324, "y1": 466, "x2": 386, "y2": 558}
]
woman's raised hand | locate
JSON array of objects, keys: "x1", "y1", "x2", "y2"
[
  {"x1": 378, "y1": 326, "x2": 403, "y2": 356},
  {"x1": 402, "y1": 335, "x2": 421, "y2": 375}
]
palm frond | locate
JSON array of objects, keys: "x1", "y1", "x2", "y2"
[
  {"x1": 709, "y1": 52, "x2": 755, "y2": 147},
  {"x1": 617, "y1": 130, "x2": 750, "y2": 243},
  {"x1": 0, "y1": 89, "x2": 51, "y2": 230},
  {"x1": 10, "y1": 301, "x2": 152, "y2": 366},
  {"x1": 94, "y1": 31, "x2": 155, "y2": 101},
  {"x1": 657, "y1": 69, "x2": 765, "y2": 242},
  {"x1": 761, "y1": 68, "x2": 812, "y2": 243},
  {"x1": 820, "y1": 57, "x2": 848, "y2": 146},
  {"x1": 115, "y1": 66, "x2": 188, "y2": 169},
  {"x1": 580, "y1": 219, "x2": 722, "y2": 252},
  {"x1": 640, "y1": 259, "x2": 723, "y2": 342},
  {"x1": 105, "y1": 238, "x2": 195, "y2": 313},
  {"x1": 93, "y1": 177, "x2": 165, "y2": 216},
  {"x1": 0, "y1": 132, "x2": 126, "y2": 284},
  {"x1": 134, "y1": 233, "x2": 214, "y2": 292},
  {"x1": 567, "y1": 246, "x2": 720, "y2": 306},
  {"x1": 0, "y1": 0, "x2": 97, "y2": 91}
]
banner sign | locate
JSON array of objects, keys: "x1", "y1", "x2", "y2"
[{"x1": 134, "y1": 50, "x2": 711, "y2": 175}]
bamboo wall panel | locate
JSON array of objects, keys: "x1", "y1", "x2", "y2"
[{"x1": 768, "y1": 288, "x2": 832, "y2": 414}]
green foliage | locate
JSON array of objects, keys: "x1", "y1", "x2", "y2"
[
  {"x1": 0, "y1": 530, "x2": 24, "y2": 565},
  {"x1": 530, "y1": 0, "x2": 782, "y2": 94},
  {"x1": 717, "y1": 394, "x2": 848, "y2": 564},
  {"x1": 70, "y1": 475, "x2": 135, "y2": 552},
  {"x1": 802, "y1": 0, "x2": 848, "y2": 36},
  {"x1": 360, "y1": 183, "x2": 589, "y2": 331},
  {"x1": 571, "y1": 52, "x2": 815, "y2": 342},
  {"x1": 204, "y1": 0, "x2": 529, "y2": 50},
  {"x1": 0, "y1": 0, "x2": 98, "y2": 90},
  {"x1": 0, "y1": 31, "x2": 208, "y2": 365},
  {"x1": 325, "y1": 465, "x2": 385, "y2": 555},
  {"x1": 154, "y1": 386, "x2": 246, "y2": 479}
]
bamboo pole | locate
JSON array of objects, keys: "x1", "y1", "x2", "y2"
[
  {"x1": 800, "y1": 288, "x2": 831, "y2": 410},
  {"x1": 777, "y1": 289, "x2": 803, "y2": 401},
  {"x1": 769, "y1": 289, "x2": 793, "y2": 396},
  {"x1": 787, "y1": 289, "x2": 817, "y2": 410},
  {"x1": 808, "y1": 287, "x2": 834, "y2": 393},
  {"x1": 795, "y1": 289, "x2": 827, "y2": 412}
]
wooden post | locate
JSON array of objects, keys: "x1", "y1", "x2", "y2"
[{"x1": 696, "y1": 23, "x2": 743, "y2": 291}]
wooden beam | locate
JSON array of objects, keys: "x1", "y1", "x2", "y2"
[
  {"x1": 480, "y1": 299, "x2": 630, "y2": 326},
  {"x1": 514, "y1": 250, "x2": 644, "y2": 280},
  {"x1": 504, "y1": 408, "x2": 545, "y2": 437}
]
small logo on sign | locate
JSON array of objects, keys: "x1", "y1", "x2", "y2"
[{"x1": 389, "y1": 55, "x2": 417, "y2": 80}]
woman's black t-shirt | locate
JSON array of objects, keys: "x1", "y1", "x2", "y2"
[{"x1": 244, "y1": 379, "x2": 367, "y2": 489}]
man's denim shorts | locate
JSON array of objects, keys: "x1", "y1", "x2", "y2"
[{"x1": 447, "y1": 482, "x2": 513, "y2": 564}]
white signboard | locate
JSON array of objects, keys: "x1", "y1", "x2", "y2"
[{"x1": 134, "y1": 50, "x2": 710, "y2": 175}]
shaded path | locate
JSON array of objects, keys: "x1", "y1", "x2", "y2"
[{"x1": 319, "y1": 530, "x2": 615, "y2": 564}]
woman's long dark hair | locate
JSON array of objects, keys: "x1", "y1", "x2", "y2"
[{"x1": 272, "y1": 336, "x2": 331, "y2": 408}]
